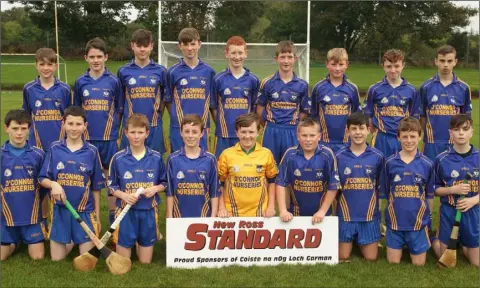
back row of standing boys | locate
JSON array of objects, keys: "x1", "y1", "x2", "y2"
[{"x1": 2, "y1": 27, "x2": 477, "y2": 267}]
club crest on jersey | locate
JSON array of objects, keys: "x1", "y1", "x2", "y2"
[
  {"x1": 400, "y1": 99, "x2": 406, "y2": 105},
  {"x1": 272, "y1": 92, "x2": 279, "y2": 99},
  {"x1": 180, "y1": 78, "x2": 188, "y2": 86},
  {"x1": 294, "y1": 169, "x2": 301, "y2": 176},
  {"x1": 201, "y1": 79, "x2": 206, "y2": 86},
  {"x1": 451, "y1": 170, "x2": 459, "y2": 178},
  {"x1": 233, "y1": 165, "x2": 240, "y2": 172},
  {"x1": 256, "y1": 165, "x2": 263, "y2": 173},
  {"x1": 103, "y1": 91, "x2": 109, "y2": 97},
  {"x1": 291, "y1": 95, "x2": 297, "y2": 100},
  {"x1": 4, "y1": 169, "x2": 12, "y2": 177},
  {"x1": 381, "y1": 97, "x2": 388, "y2": 104},
  {"x1": 244, "y1": 90, "x2": 249, "y2": 96},
  {"x1": 431, "y1": 95, "x2": 438, "y2": 103},
  {"x1": 147, "y1": 172, "x2": 154, "y2": 179},
  {"x1": 473, "y1": 169, "x2": 479, "y2": 177},
  {"x1": 344, "y1": 97, "x2": 349, "y2": 103},
  {"x1": 414, "y1": 174, "x2": 423, "y2": 183},
  {"x1": 35, "y1": 100, "x2": 42, "y2": 107},
  {"x1": 56, "y1": 162, "x2": 65, "y2": 170},
  {"x1": 366, "y1": 168, "x2": 372, "y2": 174},
  {"x1": 123, "y1": 171, "x2": 133, "y2": 179},
  {"x1": 450, "y1": 98, "x2": 456, "y2": 104},
  {"x1": 27, "y1": 168, "x2": 33, "y2": 176},
  {"x1": 316, "y1": 171, "x2": 323, "y2": 178},
  {"x1": 199, "y1": 171, "x2": 205, "y2": 179},
  {"x1": 150, "y1": 78, "x2": 156, "y2": 84},
  {"x1": 54, "y1": 100, "x2": 61, "y2": 107},
  {"x1": 323, "y1": 95, "x2": 331, "y2": 103},
  {"x1": 394, "y1": 174, "x2": 401, "y2": 182},
  {"x1": 177, "y1": 171, "x2": 185, "y2": 179},
  {"x1": 83, "y1": 89, "x2": 90, "y2": 97},
  {"x1": 79, "y1": 164, "x2": 86, "y2": 172},
  {"x1": 224, "y1": 88, "x2": 231, "y2": 95},
  {"x1": 129, "y1": 78, "x2": 136, "y2": 85},
  {"x1": 344, "y1": 167, "x2": 351, "y2": 175}
]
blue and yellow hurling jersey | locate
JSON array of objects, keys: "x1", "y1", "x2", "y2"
[
  {"x1": 117, "y1": 59, "x2": 167, "y2": 128},
  {"x1": 380, "y1": 151, "x2": 434, "y2": 231},
  {"x1": 1, "y1": 142, "x2": 45, "y2": 226},
  {"x1": 74, "y1": 68, "x2": 123, "y2": 141},
  {"x1": 335, "y1": 145, "x2": 384, "y2": 222},
  {"x1": 276, "y1": 145, "x2": 341, "y2": 216},
  {"x1": 420, "y1": 74, "x2": 472, "y2": 144},
  {"x1": 363, "y1": 77, "x2": 421, "y2": 136},
  {"x1": 166, "y1": 148, "x2": 220, "y2": 217},
  {"x1": 311, "y1": 75, "x2": 361, "y2": 144},
  {"x1": 165, "y1": 58, "x2": 216, "y2": 129},
  {"x1": 257, "y1": 72, "x2": 310, "y2": 126},
  {"x1": 39, "y1": 140, "x2": 105, "y2": 212},
  {"x1": 22, "y1": 77, "x2": 72, "y2": 151},
  {"x1": 213, "y1": 68, "x2": 259, "y2": 138},
  {"x1": 434, "y1": 146, "x2": 479, "y2": 207},
  {"x1": 108, "y1": 146, "x2": 167, "y2": 210}
]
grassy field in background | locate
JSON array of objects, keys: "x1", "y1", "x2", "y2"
[
  {"x1": 0, "y1": 92, "x2": 479, "y2": 287},
  {"x1": 1, "y1": 56, "x2": 479, "y2": 92}
]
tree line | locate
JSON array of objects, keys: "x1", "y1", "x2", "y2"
[{"x1": 2, "y1": 1, "x2": 478, "y2": 67}]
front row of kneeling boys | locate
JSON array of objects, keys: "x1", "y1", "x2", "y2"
[{"x1": 1, "y1": 107, "x2": 478, "y2": 267}]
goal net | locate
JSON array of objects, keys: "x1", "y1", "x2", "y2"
[
  {"x1": 159, "y1": 41, "x2": 309, "y2": 82},
  {"x1": 1, "y1": 53, "x2": 68, "y2": 85}
]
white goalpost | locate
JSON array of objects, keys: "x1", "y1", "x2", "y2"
[{"x1": 157, "y1": 1, "x2": 311, "y2": 83}]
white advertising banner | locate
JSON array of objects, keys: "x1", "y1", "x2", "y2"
[{"x1": 166, "y1": 216, "x2": 338, "y2": 268}]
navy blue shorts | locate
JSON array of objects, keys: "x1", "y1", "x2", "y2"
[
  {"x1": 88, "y1": 140, "x2": 118, "y2": 168},
  {"x1": 437, "y1": 203, "x2": 479, "y2": 248},
  {"x1": 371, "y1": 130, "x2": 401, "y2": 158},
  {"x1": 262, "y1": 122, "x2": 297, "y2": 164},
  {"x1": 49, "y1": 205, "x2": 99, "y2": 245},
  {"x1": 1, "y1": 223, "x2": 46, "y2": 244},
  {"x1": 423, "y1": 142, "x2": 451, "y2": 162},
  {"x1": 215, "y1": 137, "x2": 239, "y2": 158},
  {"x1": 339, "y1": 217, "x2": 381, "y2": 245},
  {"x1": 386, "y1": 226, "x2": 431, "y2": 255},
  {"x1": 113, "y1": 208, "x2": 161, "y2": 248}
]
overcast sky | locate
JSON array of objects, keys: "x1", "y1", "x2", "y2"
[{"x1": 1, "y1": 1, "x2": 478, "y2": 33}]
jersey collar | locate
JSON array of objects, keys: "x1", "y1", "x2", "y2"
[
  {"x1": 34, "y1": 76, "x2": 61, "y2": 87},
  {"x1": 325, "y1": 73, "x2": 347, "y2": 84},
  {"x1": 178, "y1": 146, "x2": 208, "y2": 157},
  {"x1": 129, "y1": 58, "x2": 156, "y2": 67},
  {"x1": 393, "y1": 149, "x2": 422, "y2": 160},
  {"x1": 1, "y1": 141, "x2": 33, "y2": 152},
  {"x1": 179, "y1": 58, "x2": 204, "y2": 67},
  {"x1": 381, "y1": 76, "x2": 407, "y2": 86},
  {"x1": 273, "y1": 71, "x2": 299, "y2": 82},
  {"x1": 447, "y1": 145, "x2": 478, "y2": 155},
  {"x1": 234, "y1": 142, "x2": 261, "y2": 154},
  {"x1": 296, "y1": 144, "x2": 323, "y2": 155},
  {"x1": 124, "y1": 146, "x2": 155, "y2": 157},
  {"x1": 224, "y1": 67, "x2": 251, "y2": 76},
  {"x1": 84, "y1": 67, "x2": 111, "y2": 78},
  {"x1": 433, "y1": 73, "x2": 458, "y2": 83}
]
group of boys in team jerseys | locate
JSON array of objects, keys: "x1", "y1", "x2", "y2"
[{"x1": 1, "y1": 27, "x2": 478, "y2": 268}]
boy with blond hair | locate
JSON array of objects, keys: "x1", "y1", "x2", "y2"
[{"x1": 310, "y1": 48, "x2": 361, "y2": 153}]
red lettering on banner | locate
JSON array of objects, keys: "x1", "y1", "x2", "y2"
[
  {"x1": 236, "y1": 230, "x2": 255, "y2": 249},
  {"x1": 217, "y1": 230, "x2": 235, "y2": 249},
  {"x1": 184, "y1": 223, "x2": 208, "y2": 251},
  {"x1": 268, "y1": 230, "x2": 286, "y2": 249},
  {"x1": 304, "y1": 229, "x2": 322, "y2": 248},
  {"x1": 287, "y1": 229, "x2": 304, "y2": 248}
]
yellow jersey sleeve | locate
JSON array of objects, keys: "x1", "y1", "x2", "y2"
[
  {"x1": 217, "y1": 151, "x2": 228, "y2": 182},
  {"x1": 265, "y1": 150, "x2": 278, "y2": 180}
]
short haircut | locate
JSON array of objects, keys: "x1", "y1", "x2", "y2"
[
  {"x1": 35, "y1": 48, "x2": 57, "y2": 64},
  {"x1": 346, "y1": 112, "x2": 369, "y2": 128},
  {"x1": 126, "y1": 113, "x2": 149, "y2": 131},
  {"x1": 85, "y1": 37, "x2": 107, "y2": 55},
  {"x1": 397, "y1": 117, "x2": 422, "y2": 136},
  {"x1": 326, "y1": 48, "x2": 348, "y2": 62},
  {"x1": 131, "y1": 29, "x2": 153, "y2": 46},
  {"x1": 63, "y1": 106, "x2": 87, "y2": 123},
  {"x1": 5, "y1": 109, "x2": 31, "y2": 127},
  {"x1": 225, "y1": 36, "x2": 247, "y2": 52},
  {"x1": 437, "y1": 45, "x2": 457, "y2": 57},
  {"x1": 275, "y1": 40, "x2": 296, "y2": 57},
  {"x1": 235, "y1": 113, "x2": 260, "y2": 131},
  {"x1": 178, "y1": 27, "x2": 200, "y2": 44},
  {"x1": 297, "y1": 117, "x2": 320, "y2": 131},
  {"x1": 181, "y1": 114, "x2": 204, "y2": 132},
  {"x1": 383, "y1": 49, "x2": 404, "y2": 64},
  {"x1": 450, "y1": 114, "x2": 473, "y2": 129}
]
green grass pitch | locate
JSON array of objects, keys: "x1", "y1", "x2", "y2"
[{"x1": 0, "y1": 64, "x2": 479, "y2": 287}]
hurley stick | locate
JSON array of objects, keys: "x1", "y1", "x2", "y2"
[
  {"x1": 63, "y1": 199, "x2": 132, "y2": 275},
  {"x1": 438, "y1": 172, "x2": 473, "y2": 268},
  {"x1": 73, "y1": 188, "x2": 145, "y2": 272}
]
